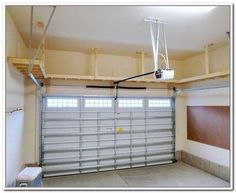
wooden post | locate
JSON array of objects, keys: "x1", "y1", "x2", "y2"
[
  {"x1": 204, "y1": 45, "x2": 209, "y2": 74},
  {"x1": 94, "y1": 49, "x2": 98, "y2": 78},
  {"x1": 91, "y1": 48, "x2": 100, "y2": 78},
  {"x1": 141, "y1": 52, "x2": 145, "y2": 74},
  {"x1": 41, "y1": 37, "x2": 45, "y2": 68},
  {"x1": 136, "y1": 51, "x2": 146, "y2": 78},
  {"x1": 204, "y1": 43, "x2": 214, "y2": 75}
]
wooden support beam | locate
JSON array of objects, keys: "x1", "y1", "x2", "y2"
[
  {"x1": 136, "y1": 51, "x2": 147, "y2": 79},
  {"x1": 91, "y1": 48, "x2": 100, "y2": 78},
  {"x1": 41, "y1": 38, "x2": 45, "y2": 67},
  {"x1": 141, "y1": 52, "x2": 145, "y2": 74},
  {"x1": 204, "y1": 45, "x2": 209, "y2": 74},
  {"x1": 204, "y1": 43, "x2": 214, "y2": 75},
  {"x1": 8, "y1": 57, "x2": 41, "y2": 65},
  {"x1": 95, "y1": 51, "x2": 98, "y2": 78}
]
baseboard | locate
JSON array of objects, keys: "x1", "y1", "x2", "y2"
[
  {"x1": 175, "y1": 150, "x2": 182, "y2": 161},
  {"x1": 175, "y1": 150, "x2": 230, "y2": 182}
]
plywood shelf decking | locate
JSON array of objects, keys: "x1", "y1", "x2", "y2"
[
  {"x1": 8, "y1": 57, "x2": 46, "y2": 79},
  {"x1": 97, "y1": 76, "x2": 177, "y2": 83},
  {"x1": 46, "y1": 72, "x2": 229, "y2": 84},
  {"x1": 8, "y1": 57, "x2": 229, "y2": 84},
  {"x1": 176, "y1": 70, "x2": 229, "y2": 84},
  {"x1": 47, "y1": 74, "x2": 95, "y2": 80},
  {"x1": 46, "y1": 74, "x2": 177, "y2": 83}
]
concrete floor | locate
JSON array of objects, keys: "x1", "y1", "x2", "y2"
[{"x1": 43, "y1": 161, "x2": 230, "y2": 188}]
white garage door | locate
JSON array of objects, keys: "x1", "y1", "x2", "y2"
[{"x1": 41, "y1": 95, "x2": 175, "y2": 177}]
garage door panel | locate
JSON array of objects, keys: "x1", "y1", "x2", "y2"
[
  {"x1": 41, "y1": 96, "x2": 175, "y2": 177},
  {"x1": 132, "y1": 125, "x2": 145, "y2": 131},
  {"x1": 100, "y1": 134, "x2": 114, "y2": 140},
  {"x1": 117, "y1": 158, "x2": 130, "y2": 165},
  {"x1": 43, "y1": 153, "x2": 80, "y2": 161},
  {"x1": 44, "y1": 129, "x2": 79, "y2": 136},
  {"x1": 132, "y1": 138, "x2": 145, "y2": 144},
  {"x1": 115, "y1": 120, "x2": 130, "y2": 125},
  {"x1": 147, "y1": 136, "x2": 173, "y2": 143},
  {"x1": 146, "y1": 118, "x2": 172, "y2": 125},
  {"x1": 116, "y1": 140, "x2": 130, "y2": 146},
  {"x1": 81, "y1": 161, "x2": 98, "y2": 167},
  {"x1": 44, "y1": 143, "x2": 80, "y2": 150},
  {"x1": 44, "y1": 112, "x2": 79, "y2": 119},
  {"x1": 147, "y1": 146, "x2": 168, "y2": 152},
  {"x1": 100, "y1": 148, "x2": 114, "y2": 154},
  {"x1": 100, "y1": 160, "x2": 115, "y2": 166},
  {"x1": 146, "y1": 111, "x2": 172, "y2": 116},
  {"x1": 132, "y1": 157, "x2": 146, "y2": 163},
  {"x1": 116, "y1": 148, "x2": 130, "y2": 155}
]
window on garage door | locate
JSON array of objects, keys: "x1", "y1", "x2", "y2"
[{"x1": 46, "y1": 97, "x2": 78, "y2": 108}]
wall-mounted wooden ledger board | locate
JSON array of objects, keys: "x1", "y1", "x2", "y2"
[{"x1": 187, "y1": 106, "x2": 230, "y2": 150}]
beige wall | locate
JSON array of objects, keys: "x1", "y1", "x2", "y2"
[
  {"x1": 5, "y1": 11, "x2": 27, "y2": 187},
  {"x1": 23, "y1": 81, "x2": 40, "y2": 164},
  {"x1": 175, "y1": 96, "x2": 187, "y2": 151},
  {"x1": 180, "y1": 54, "x2": 205, "y2": 78},
  {"x1": 45, "y1": 49, "x2": 90, "y2": 75},
  {"x1": 209, "y1": 45, "x2": 230, "y2": 72},
  {"x1": 45, "y1": 49, "x2": 142, "y2": 77},
  {"x1": 180, "y1": 45, "x2": 229, "y2": 78},
  {"x1": 44, "y1": 49, "x2": 183, "y2": 79},
  {"x1": 98, "y1": 54, "x2": 139, "y2": 77}
]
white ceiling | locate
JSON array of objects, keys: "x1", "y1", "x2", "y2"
[{"x1": 7, "y1": 5, "x2": 230, "y2": 60}]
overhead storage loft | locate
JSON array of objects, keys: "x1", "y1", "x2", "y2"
[
  {"x1": 7, "y1": 5, "x2": 230, "y2": 88},
  {"x1": 7, "y1": 57, "x2": 229, "y2": 85},
  {"x1": 8, "y1": 57, "x2": 46, "y2": 79}
]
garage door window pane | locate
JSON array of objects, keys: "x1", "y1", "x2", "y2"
[
  {"x1": 47, "y1": 98, "x2": 78, "y2": 108},
  {"x1": 118, "y1": 99, "x2": 143, "y2": 108},
  {"x1": 85, "y1": 99, "x2": 112, "y2": 108},
  {"x1": 148, "y1": 99, "x2": 171, "y2": 108}
]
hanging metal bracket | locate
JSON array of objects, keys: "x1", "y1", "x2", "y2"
[
  {"x1": 28, "y1": 6, "x2": 56, "y2": 87},
  {"x1": 145, "y1": 17, "x2": 174, "y2": 80},
  {"x1": 114, "y1": 83, "x2": 119, "y2": 100}
]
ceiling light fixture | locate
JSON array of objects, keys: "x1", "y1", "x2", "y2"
[{"x1": 36, "y1": 21, "x2": 45, "y2": 29}]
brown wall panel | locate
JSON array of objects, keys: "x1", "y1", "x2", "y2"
[{"x1": 187, "y1": 106, "x2": 230, "y2": 150}]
